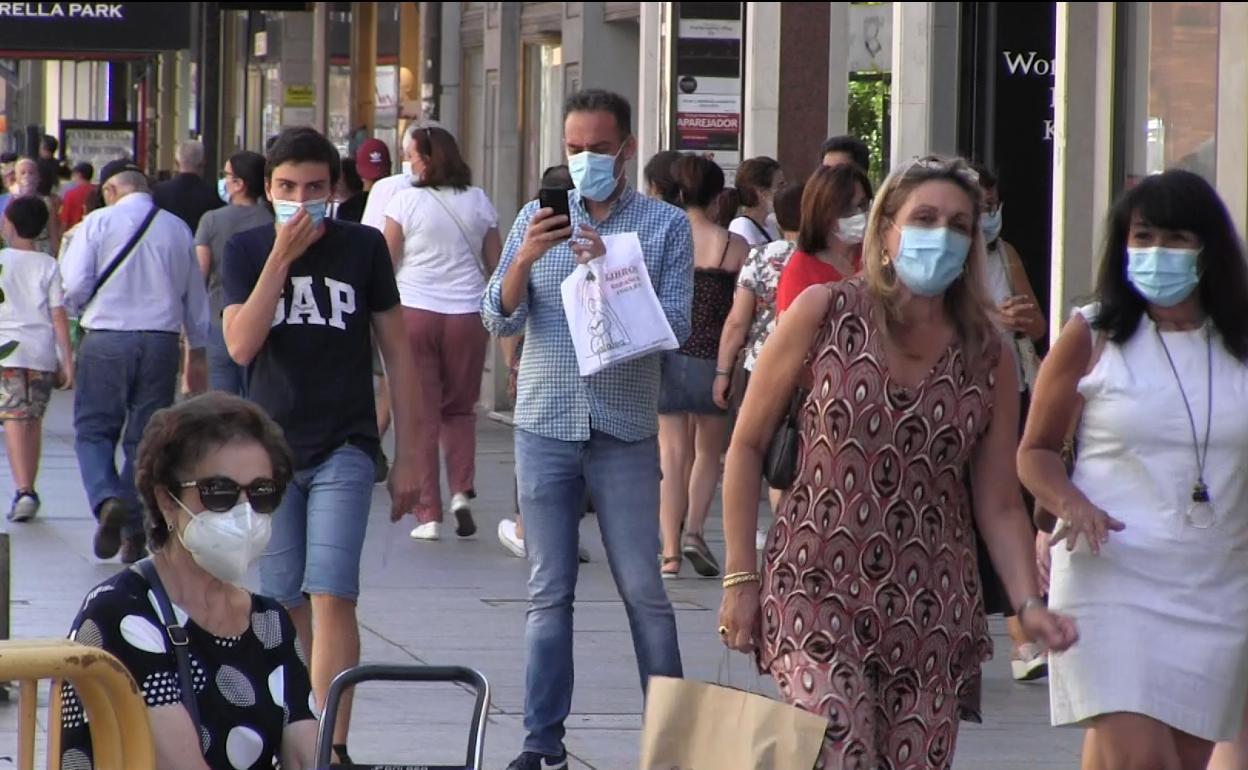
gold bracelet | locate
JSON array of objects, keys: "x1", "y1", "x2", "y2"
[{"x1": 722, "y1": 572, "x2": 761, "y2": 589}]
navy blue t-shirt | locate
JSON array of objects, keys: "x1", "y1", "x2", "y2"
[{"x1": 222, "y1": 219, "x2": 399, "y2": 469}]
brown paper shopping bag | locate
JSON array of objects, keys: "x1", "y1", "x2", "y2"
[{"x1": 638, "y1": 676, "x2": 828, "y2": 770}]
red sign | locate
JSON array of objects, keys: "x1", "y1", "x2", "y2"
[{"x1": 676, "y1": 112, "x2": 740, "y2": 132}]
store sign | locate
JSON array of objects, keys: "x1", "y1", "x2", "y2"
[
  {"x1": 993, "y1": 2, "x2": 1056, "y2": 327},
  {"x1": 60, "y1": 120, "x2": 137, "y2": 175},
  {"x1": 0, "y1": 2, "x2": 190, "y2": 52},
  {"x1": 847, "y1": 3, "x2": 893, "y2": 73},
  {"x1": 671, "y1": 2, "x2": 744, "y2": 176}
]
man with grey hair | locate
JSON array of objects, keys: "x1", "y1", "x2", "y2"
[
  {"x1": 152, "y1": 139, "x2": 223, "y2": 233},
  {"x1": 61, "y1": 158, "x2": 211, "y2": 563}
]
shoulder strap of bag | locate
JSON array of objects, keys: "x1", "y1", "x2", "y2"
[
  {"x1": 133, "y1": 558, "x2": 202, "y2": 733},
  {"x1": 425, "y1": 187, "x2": 488, "y2": 279},
  {"x1": 82, "y1": 205, "x2": 160, "y2": 311},
  {"x1": 748, "y1": 217, "x2": 770, "y2": 244}
]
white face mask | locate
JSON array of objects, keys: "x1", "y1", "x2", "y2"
[
  {"x1": 837, "y1": 212, "x2": 868, "y2": 245},
  {"x1": 169, "y1": 493, "x2": 272, "y2": 585}
]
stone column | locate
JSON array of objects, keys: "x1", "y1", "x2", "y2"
[
  {"x1": 889, "y1": 1, "x2": 960, "y2": 167},
  {"x1": 742, "y1": 2, "x2": 780, "y2": 161},
  {"x1": 635, "y1": 1, "x2": 665, "y2": 165},
  {"x1": 480, "y1": 2, "x2": 522, "y2": 413},
  {"x1": 1050, "y1": 2, "x2": 1116, "y2": 333},
  {"x1": 1217, "y1": 3, "x2": 1248, "y2": 237},
  {"x1": 827, "y1": 2, "x2": 850, "y2": 139}
]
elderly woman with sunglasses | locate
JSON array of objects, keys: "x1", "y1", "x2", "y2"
[
  {"x1": 59, "y1": 393, "x2": 318, "y2": 770},
  {"x1": 719, "y1": 156, "x2": 1078, "y2": 770}
]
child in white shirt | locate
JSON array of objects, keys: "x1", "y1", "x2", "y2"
[{"x1": 0, "y1": 196, "x2": 73, "y2": 521}]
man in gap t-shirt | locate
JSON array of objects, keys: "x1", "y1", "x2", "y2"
[{"x1": 221, "y1": 127, "x2": 419, "y2": 766}]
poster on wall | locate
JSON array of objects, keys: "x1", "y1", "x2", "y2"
[
  {"x1": 59, "y1": 121, "x2": 138, "y2": 175},
  {"x1": 671, "y1": 2, "x2": 744, "y2": 177}
]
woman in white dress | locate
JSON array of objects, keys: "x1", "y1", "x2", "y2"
[{"x1": 1019, "y1": 169, "x2": 1248, "y2": 770}]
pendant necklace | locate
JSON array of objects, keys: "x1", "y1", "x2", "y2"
[{"x1": 1155, "y1": 325, "x2": 1214, "y2": 528}]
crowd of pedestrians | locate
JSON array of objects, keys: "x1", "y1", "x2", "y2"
[{"x1": 0, "y1": 82, "x2": 1244, "y2": 770}]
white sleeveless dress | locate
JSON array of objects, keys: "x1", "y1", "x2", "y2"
[{"x1": 1048, "y1": 305, "x2": 1248, "y2": 740}]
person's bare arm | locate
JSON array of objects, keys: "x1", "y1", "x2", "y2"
[
  {"x1": 712, "y1": 286, "x2": 756, "y2": 409},
  {"x1": 223, "y1": 209, "x2": 321, "y2": 365},
  {"x1": 46, "y1": 196, "x2": 62, "y2": 256},
  {"x1": 373, "y1": 306, "x2": 419, "y2": 520},
  {"x1": 973, "y1": 350, "x2": 1079, "y2": 651},
  {"x1": 279, "y1": 720, "x2": 319, "y2": 770},
  {"x1": 147, "y1": 705, "x2": 214, "y2": 770},
  {"x1": 1017, "y1": 313, "x2": 1123, "y2": 553},
  {"x1": 52, "y1": 305, "x2": 73, "y2": 389},
  {"x1": 195, "y1": 245, "x2": 212, "y2": 279},
  {"x1": 383, "y1": 217, "x2": 404, "y2": 272},
  {"x1": 482, "y1": 227, "x2": 503, "y2": 276},
  {"x1": 718, "y1": 285, "x2": 830, "y2": 654},
  {"x1": 1003, "y1": 241, "x2": 1047, "y2": 341}
]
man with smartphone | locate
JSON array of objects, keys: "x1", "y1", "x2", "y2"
[{"x1": 481, "y1": 89, "x2": 693, "y2": 770}]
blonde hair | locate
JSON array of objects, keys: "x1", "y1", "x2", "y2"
[{"x1": 861, "y1": 155, "x2": 997, "y2": 365}]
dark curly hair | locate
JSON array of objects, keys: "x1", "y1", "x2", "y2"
[{"x1": 135, "y1": 393, "x2": 294, "y2": 549}]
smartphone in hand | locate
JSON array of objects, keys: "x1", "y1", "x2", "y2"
[{"x1": 538, "y1": 187, "x2": 572, "y2": 239}]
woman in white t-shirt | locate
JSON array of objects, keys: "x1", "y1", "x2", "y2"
[
  {"x1": 724, "y1": 156, "x2": 784, "y2": 248},
  {"x1": 383, "y1": 126, "x2": 502, "y2": 543}
]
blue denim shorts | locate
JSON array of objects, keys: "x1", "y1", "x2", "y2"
[
  {"x1": 259, "y1": 443, "x2": 375, "y2": 606},
  {"x1": 658, "y1": 351, "x2": 724, "y2": 415}
]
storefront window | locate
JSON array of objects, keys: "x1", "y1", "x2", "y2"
[{"x1": 1123, "y1": 3, "x2": 1220, "y2": 183}]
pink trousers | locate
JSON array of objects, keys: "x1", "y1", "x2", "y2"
[{"x1": 402, "y1": 307, "x2": 489, "y2": 523}]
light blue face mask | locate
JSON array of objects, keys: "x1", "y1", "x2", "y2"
[
  {"x1": 892, "y1": 226, "x2": 973, "y2": 297},
  {"x1": 1126, "y1": 246, "x2": 1200, "y2": 307},
  {"x1": 568, "y1": 142, "x2": 626, "y2": 202},
  {"x1": 981, "y1": 205, "x2": 1003, "y2": 243},
  {"x1": 217, "y1": 177, "x2": 231, "y2": 204},
  {"x1": 272, "y1": 198, "x2": 329, "y2": 227}
]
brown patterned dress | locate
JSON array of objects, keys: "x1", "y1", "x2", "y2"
[{"x1": 759, "y1": 278, "x2": 999, "y2": 770}]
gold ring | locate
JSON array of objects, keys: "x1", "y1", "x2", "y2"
[{"x1": 718, "y1": 626, "x2": 729, "y2": 636}]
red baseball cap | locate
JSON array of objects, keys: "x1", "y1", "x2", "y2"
[{"x1": 355, "y1": 138, "x2": 392, "y2": 181}]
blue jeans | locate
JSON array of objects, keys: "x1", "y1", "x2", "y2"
[
  {"x1": 207, "y1": 323, "x2": 246, "y2": 396},
  {"x1": 259, "y1": 443, "x2": 375, "y2": 607},
  {"x1": 73, "y1": 330, "x2": 180, "y2": 538},
  {"x1": 515, "y1": 429, "x2": 683, "y2": 756}
]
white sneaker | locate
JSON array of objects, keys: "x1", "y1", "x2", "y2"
[
  {"x1": 755, "y1": 528, "x2": 768, "y2": 551},
  {"x1": 577, "y1": 544, "x2": 591, "y2": 564},
  {"x1": 451, "y1": 493, "x2": 477, "y2": 537},
  {"x1": 498, "y1": 518, "x2": 526, "y2": 558},
  {"x1": 1010, "y1": 642, "x2": 1049, "y2": 682},
  {"x1": 410, "y1": 521, "x2": 441, "y2": 541}
]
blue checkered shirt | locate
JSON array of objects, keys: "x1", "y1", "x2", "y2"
[{"x1": 482, "y1": 186, "x2": 693, "y2": 442}]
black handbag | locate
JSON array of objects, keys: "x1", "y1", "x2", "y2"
[{"x1": 764, "y1": 384, "x2": 807, "y2": 490}]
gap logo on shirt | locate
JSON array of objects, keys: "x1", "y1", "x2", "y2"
[{"x1": 271, "y1": 276, "x2": 357, "y2": 329}]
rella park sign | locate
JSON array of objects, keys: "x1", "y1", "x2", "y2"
[
  {"x1": 0, "y1": 3, "x2": 125, "y2": 18},
  {"x1": 0, "y1": 2, "x2": 190, "y2": 52}
]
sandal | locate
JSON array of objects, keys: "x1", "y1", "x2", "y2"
[
  {"x1": 660, "y1": 555, "x2": 682, "y2": 579},
  {"x1": 682, "y1": 532, "x2": 721, "y2": 578}
]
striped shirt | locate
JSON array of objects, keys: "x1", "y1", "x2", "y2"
[{"x1": 482, "y1": 186, "x2": 693, "y2": 442}]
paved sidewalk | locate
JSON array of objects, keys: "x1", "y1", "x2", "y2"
[{"x1": 0, "y1": 392, "x2": 1082, "y2": 768}]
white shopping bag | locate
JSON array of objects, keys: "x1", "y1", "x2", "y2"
[{"x1": 561, "y1": 232, "x2": 679, "y2": 376}]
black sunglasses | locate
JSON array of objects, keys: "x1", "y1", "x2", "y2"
[{"x1": 179, "y1": 477, "x2": 283, "y2": 514}]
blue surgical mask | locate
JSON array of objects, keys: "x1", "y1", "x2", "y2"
[
  {"x1": 272, "y1": 198, "x2": 329, "y2": 227},
  {"x1": 217, "y1": 177, "x2": 230, "y2": 203},
  {"x1": 981, "y1": 205, "x2": 1003, "y2": 243},
  {"x1": 568, "y1": 143, "x2": 626, "y2": 202},
  {"x1": 1126, "y1": 246, "x2": 1200, "y2": 307},
  {"x1": 892, "y1": 226, "x2": 973, "y2": 296}
]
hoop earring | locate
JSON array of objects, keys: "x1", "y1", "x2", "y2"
[{"x1": 881, "y1": 251, "x2": 891, "y2": 267}]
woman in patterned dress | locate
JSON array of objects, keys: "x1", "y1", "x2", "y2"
[
  {"x1": 718, "y1": 156, "x2": 1078, "y2": 770},
  {"x1": 61, "y1": 393, "x2": 319, "y2": 770}
]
